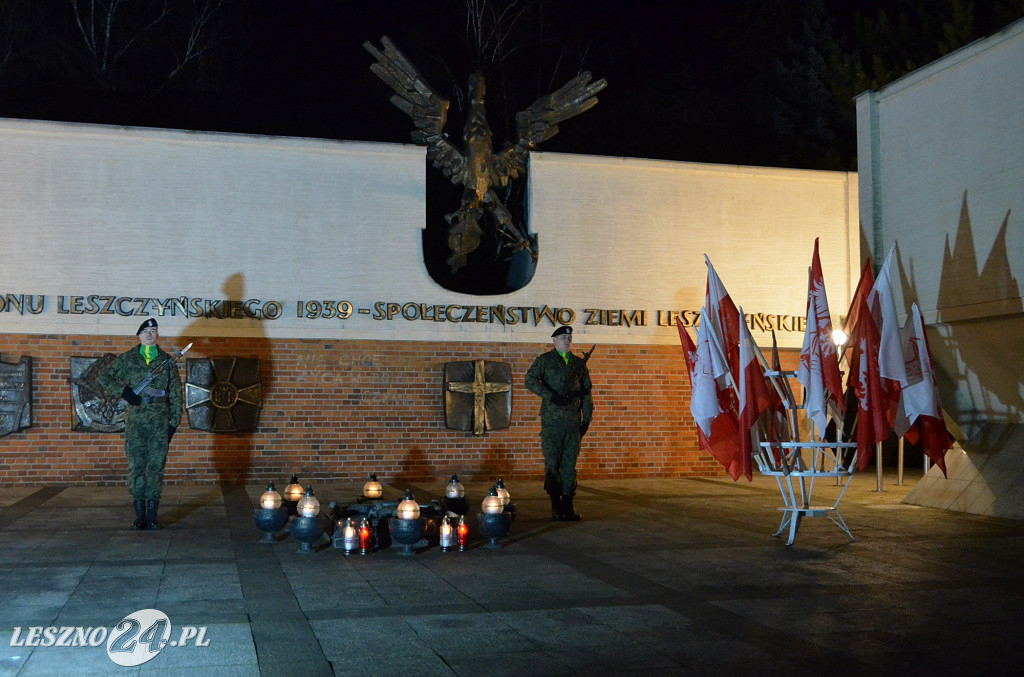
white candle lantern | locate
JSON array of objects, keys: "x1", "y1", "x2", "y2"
[
  {"x1": 445, "y1": 473, "x2": 465, "y2": 499},
  {"x1": 283, "y1": 475, "x2": 305, "y2": 503},
  {"x1": 396, "y1": 489, "x2": 420, "y2": 520},
  {"x1": 439, "y1": 515, "x2": 454, "y2": 551},
  {"x1": 296, "y1": 485, "x2": 320, "y2": 517},
  {"x1": 259, "y1": 481, "x2": 283, "y2": 510},
  {"x1": 362, "y1": 472, "x2": 384, "y2": 499},
  {"x1": 495, "y1": 478, "x2": 510, "y2": 506},
  {"x1": 481, "y1": 486, "x2": 504, "y2": 515}
]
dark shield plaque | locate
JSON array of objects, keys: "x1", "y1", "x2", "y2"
[
  {"x1": 71, "y1": 355, "x2": 126, "y2": 433},
  {"x1": 444, "y1": 360, "x2": 512, "y2": 435},
  {"x1": 185, "y1": 357, "x2": 262, "y2": 433},
  {"x1": 0, "y1": 355, "x2": 32, "y2": 436}
]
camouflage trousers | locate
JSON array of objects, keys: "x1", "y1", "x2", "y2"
[
  {"x1": 124, "y1": 416, "x2": 169, "y2": 501},
  {"x1": 540, "y1": 418, "x2": 582, "y2": 497}
]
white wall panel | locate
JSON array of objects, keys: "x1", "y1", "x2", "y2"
[
  {"x1": 856, "y1": 18, "x2": 1024, "y2": 430},
  {"x1": 0, "y1": 118, "x2": 857, "y2": 347},
  {"x1": 857, "y1": 19, "x2": 1024, "y2": 323}
]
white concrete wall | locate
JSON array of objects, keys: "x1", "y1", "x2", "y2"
[
  {"x1": 856, "y1": 18, "x2": 1024, "y2": 430},
  {"x1": 0, "y1": 118, "x2": 857, "y2": 347},
  {"x1": 857, "y1": 19, "x2": 1024, "y2": 322},
  {"x1": 528, "y1": 153, "x2": 859, "y2": 349}
]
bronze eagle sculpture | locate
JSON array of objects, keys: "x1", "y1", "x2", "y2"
[{"x1": 364, "y1": 36, "x2": 607, "y2": 273}]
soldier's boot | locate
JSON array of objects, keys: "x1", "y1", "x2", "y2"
[
  {"x1": 145, "y1": 499, "x2": 161, "y2": 530},
  {"x1": 549, "y1": 494, "x2": 563, "y2": 521},
  {"x1": 544, "y1": 473, "x2": 561, "y2": 521},
  {"x1": 560, "y1": 495, "x2": 582, "y2": 522},
  {"x1": 130, "y1": 500, "x2": 147, "y2": 530}
]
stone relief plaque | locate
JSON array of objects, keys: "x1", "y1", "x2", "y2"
[
  {"x1": 185, "y1": 357, "x2": 262, "y2": 433},
  {"x1": 444, "y1": 360, "x2": 512, "y2": 435},
  {"x1": 70, "y1": 355, "x2": 126, "y2": 433},
  {"x1": 0, "y1": 355, "x2": 32, "y2": 436}
]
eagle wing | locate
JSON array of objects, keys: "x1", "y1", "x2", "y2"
[
  {"x1": 494, "y1": 71, "x2": 608, "y2": 184},
  {"x1": 364, "y1": 36, "x2": 466, "y2": 185}
]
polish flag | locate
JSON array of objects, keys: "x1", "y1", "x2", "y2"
[
  {"x1": 703, "y1": 255, "x2": 741, "y2": 382},
  {"x1": 842, "y1": 257, "x2": 875, "y2": 374},
  {"x1": 678, "y1": 318, "x2": 742, "y2": 476},
  {"x1": 849, "y1": 292, "x2": 889, "y2": 470},
  {"x1": 894, "y1": 304, "x2": 953, "y2": 476},
  {"x1": 737, "y1": 309, "x2": 773, "y2": 482},
  {"x1": 841, "y1": 257, "x2": 877, "y2": 440},
  {"x1": 796, "y1": 239, "x2": 845, "y2": 437},
  {"x1": 867, "y1": 245, "x2": 909, "y2": 413},
  {"x1": 768, "y1": 330, "x2": 794, "y2": 460},
  {"x1": 677, "y1": 318, "x2": 720, "y2": 437}
]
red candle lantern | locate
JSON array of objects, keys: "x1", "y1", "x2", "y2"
[
  {"x1": 359, "y1": 518, "x2": 372, "y2": 555},
  {"x1": 457, "y1": 515, "x2": 469, "y2": 551}
]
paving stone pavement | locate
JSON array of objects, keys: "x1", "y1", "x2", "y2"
[{"x1": 1, "y1": 471, "x2": 1022, "y2": 676}]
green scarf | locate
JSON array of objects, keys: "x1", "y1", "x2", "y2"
[{"x1": 140, "y1": 344, "x2": 158, "y2": 365}]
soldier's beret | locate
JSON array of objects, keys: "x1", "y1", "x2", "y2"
[
  {"x1": 551, "y1": 325, "x2": 573, "y2": 337},
  {"x1": 136, "y1": 318, "x2": 158, "y2": 335}
]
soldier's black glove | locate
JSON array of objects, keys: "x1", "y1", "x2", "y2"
[
  {"x1": 580, "y1": 421, "x2": 590, "y2": 437},
  {"x1": 550, "y1": 392, "x2": 571, "y2": 406},
  {"x1": 122, "y1": 388, "x2": 143, "y2": 406},
  {"x1": 167, "y1": 426, "x2": 176, "y2": 443}
]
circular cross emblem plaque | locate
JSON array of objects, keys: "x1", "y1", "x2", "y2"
[{"x1": 210, "y1": 381, "x2": 239, "y2": 409}]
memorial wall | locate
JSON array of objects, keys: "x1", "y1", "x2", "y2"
[
  {"x1": 0, "y1": 117, "x2": 857, "y2": 486},
  {"x1": 856, "y1": 18, "x2": 1024, "y2": 518},
  {"x1": 856, "y1": 19, "x2": 1024, "y2": 434}
]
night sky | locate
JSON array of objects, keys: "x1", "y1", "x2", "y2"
[
  {"x1": 229, "y1": 0, "x2": 879, "y2": 167},
  {"x1": 0, "y1": 0, "x2": 906, "y2": 169}
]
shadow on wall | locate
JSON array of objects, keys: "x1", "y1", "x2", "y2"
[
  {"x1": 477, "y1": 446, "x2": 515, "y2": 484},
  {"x1": 180, "y1": 272, "x2": 270, "y2": 483},
  {"x1": 898, "y1": 190, "x2": 1024, "y2": 445},
  {"x1": 391, "y1": 437, "x2": 516, "y2": 487},
  {"x1": 394, "y1": 445, "x2": 429, "y2": 486}
]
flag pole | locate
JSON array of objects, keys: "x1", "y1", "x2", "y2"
[
  {"x1": 898, "y1": 437, "x2": 904, "y2": 485},
  {"x1": 876, "y1": 441, "x2": 883, "y2": 491}
]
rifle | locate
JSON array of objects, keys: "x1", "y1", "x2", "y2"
[
  {"x1": 559, "y1": 344, "x2": 596, "y2": 397},
  {"x1": 131, "y1": 343, "x2": 192, "y2": 401}
]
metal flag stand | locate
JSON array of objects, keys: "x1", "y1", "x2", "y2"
[{"x1": 754, "y1": 363, "x2": 858, "y2": 546}]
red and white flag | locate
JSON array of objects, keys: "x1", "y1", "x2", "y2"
[
  {"x1": 849, "y1": 292, "x2": 889, "y2": 470},
  {"x1": 737, "y1": 308, "x2": 773, "y2": 482},
  {"x1": 796, "y1": 238, "x2": 845, "y2": 437},
  {"x1": 768, "y1": 330, "x2": 794, "y2": 455},
  {"x1": 704, "y1": 255, "x2": 740, "y2": 383},
  {"x1": 677, "y1": 318, "x2": 720, "y2": 437},
  {"x1": 894, "y1": 304, "x2": 953, "y2": 476},
  {"x1": 867, "y1": 245, "x2": 909, "y2": 393},
  {"x1": 678, "y1": 318, "x2": 742, "y2": 476},
  {"x1": 842, "y1": 257, "x2": 875, "y2": 375}
]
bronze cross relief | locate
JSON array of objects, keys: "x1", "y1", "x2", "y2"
[{"x1": 444, "y1": 360, "x2": 512, "y2": 435}]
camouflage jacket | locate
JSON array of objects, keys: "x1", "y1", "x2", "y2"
[
  {"x1": 99, "y1": 345, "x2": 183, "y2": 428},
  {"x1": 525, "y1": 349, "x2": 594, "y2": 425}
]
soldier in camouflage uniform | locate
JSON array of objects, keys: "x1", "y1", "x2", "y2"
[
  {"x1": 100, "y1": 318, "x2": 183, "y2": 530},
  {"x1": 525, "y1": 325, "x2": 594, "y2": 521}
]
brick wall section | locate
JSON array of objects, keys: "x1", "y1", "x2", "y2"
[{"x1": 0, "y1": 334, "x2": 801, "y2": 487}]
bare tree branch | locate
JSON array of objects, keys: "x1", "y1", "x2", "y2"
[
  {"x1": 0, "y1": 3, "x2": 17, "y2": 74},
  {"x1": 68, "y1": 0, "x2": 171, "y2": 79},
  {"x1": 167, "y1": 0, "x2": 226, "y2": 81}
]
